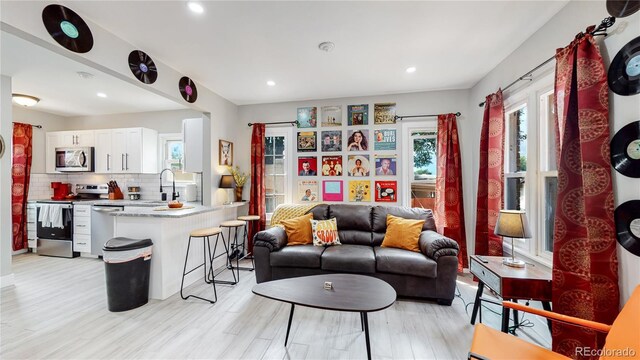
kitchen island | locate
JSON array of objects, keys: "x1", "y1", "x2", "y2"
[{"x1": 111, "y1": 202, "x2": 248, "y2": 300}]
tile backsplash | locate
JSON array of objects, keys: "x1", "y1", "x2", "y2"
[{"x1": 28, "y1": 173, "x2": 201, "y2": 202}]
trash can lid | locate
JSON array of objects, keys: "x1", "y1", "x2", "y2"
[{"x1": 104, "y1": 237, "x2": 153, "y2": 251}]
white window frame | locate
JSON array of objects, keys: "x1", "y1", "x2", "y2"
[
  {"x1": 502, "y1": 71, "x2": 555, "y2": 267},
  {"x1": 158, "y1": 133, "x2": 196, "y2": 184},
  {"x1": 401, "y1": 120, "x2": 437, "y2": 207},
  {"x1": 503, "y1": 102, "x2": 528, "y2": 251},
  {"x1": 264, "y1": 127, "x2": 293, "y2": 221},
  {"x1": 537, "y1": 87, "x2": 557, "y2": 262}
]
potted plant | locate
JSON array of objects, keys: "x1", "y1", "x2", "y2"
[{"x1": 229, "y1": 166, "x2": 247, "y2": 202}]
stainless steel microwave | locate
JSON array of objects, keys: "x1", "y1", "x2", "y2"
[{"x1": 55, "y1": 147, "x2": 94, "y2": 172}]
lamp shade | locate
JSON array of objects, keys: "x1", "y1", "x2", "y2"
[
  {"x1": 219, "y1": 175, "x2": 235, "y2": 189},
  {"x1": 494, "y1": 210, "x2": 532, "y2": 238}
]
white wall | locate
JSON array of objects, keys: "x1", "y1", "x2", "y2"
[
  {"x1": 66, "y1": 109, "x2": 202, "y2": 133},
  {"x1": 1, "y1": 76, "x2": 13, "y2": 286},
  {"x1": 12, "y1": 106, "x2": 71, "y2": 174},
  {"x1": 238, "y1": 89, "x2": 470, "y2": 206},
  {"x1": 467, "y1": 0, "x2": 640, "y2": 304}
]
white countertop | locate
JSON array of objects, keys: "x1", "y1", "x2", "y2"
[{"x1": 110, "y1": 202, "x2": 247, "y2": 218}]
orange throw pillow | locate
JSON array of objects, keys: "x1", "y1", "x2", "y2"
[
  {"x1": 381, "y1": 214, "x2": 425, "y2": 252},
  {"x1": 281, "y1": 213, "x2": 313, "y2": 246}
]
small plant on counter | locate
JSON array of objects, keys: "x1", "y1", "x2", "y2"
[{"x1": 228, "y1": 166, "x2": 247, "y2": 187}]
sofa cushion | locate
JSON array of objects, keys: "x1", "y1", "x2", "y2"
[
  {"x1": 329, "y1": 204, "x2": 373, "y2": 232},
  {"x1": 311, "y1": 218, "x2": 341, "y2": 246},
  {"x1": 374, "y1": 246, "x2": 437, "y2": 278},
  {"x1": 381, "y1": 214, "x2": 424, "y2": 252},
  {"x1": 307, "y1": 204, "x2": 329, "y2": 220},
  {"x1": 281, "y1": 213, "x2": 313, "y2": 246},
  {"x1": 270, "y1": 245, "x2": 324, "y2": 268},
  {"x1": 372, "y1": 206, "x2": 437, "y2": 246},
  {"x1": 321, "y1": 244, "x2": 376, "y2": 274}
]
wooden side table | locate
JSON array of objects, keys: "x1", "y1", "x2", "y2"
[{"x1": 469, "y1": 255, "x2": 552, "y2": 333}]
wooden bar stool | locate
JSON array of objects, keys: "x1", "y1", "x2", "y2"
[
  {"x1": 180, "y1": 227, "x2": 222, "y2": 304},
  {"x1": 220, "y1": 220, "x2": 246, "y2": 281},
  {"x1": 237, "y1": 215, "x2": 260, "y2": 271}
]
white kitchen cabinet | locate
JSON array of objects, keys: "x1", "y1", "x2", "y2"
[
  {"x1": 94, "y1": 130, "x2": 112, "y2": 173},
  {"x1": 45, "y1": 130, "x2": 95, "y2": 173},
  {"x1": 73, "y1": 204, "x2": 92, "y2": 253},
  {"x1": 27, "y1": 203, "x2": 37, "y2": 250},
  {"x1": 98, "y1": 128, "x2": 157, "y2": 174},
  {"x1": 182, "y1": 118, "x2": 204, "y2": 173}
]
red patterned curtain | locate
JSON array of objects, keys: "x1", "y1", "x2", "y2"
[
  {"x1": 248, "y1": 123, "x2": 266, "y2": 253},
  {"x1": 474, "y1": 90, "x2": 505, "y2": 256},
  {"x1": 11, "y1": 123, "x2": 33, "y2": 251},
  {"x1": 435, "y1": 113, "x2": 468, "y2": 271},
  {"x1": 552, "y1": 29, "x2": 619, "y2": 358}
]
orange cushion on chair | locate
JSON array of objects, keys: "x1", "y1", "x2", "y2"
[
  {"x1": 470, "y1": 323, "x2": 570, "y2": 360},
  {"x1": 281, "y1": 213, "x2": 313, "y2": 246}
]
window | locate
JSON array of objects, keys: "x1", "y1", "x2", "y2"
[
  {"x1": 539, "y1": 90, "x2": 557, "y2": 255},
  {"x1": 504, "y1": 105, "x2": 527, "y2": 211},
  {"x1": 264, "y1": 129, "x2": 290, "y2": 216},
  {"x1": 408, "y1": 128, "x2": 437, "y2": 208},
  {"x1": 160, "y1": 134, "x2": 195, "y2": 182}
]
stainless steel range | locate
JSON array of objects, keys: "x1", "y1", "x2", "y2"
[{"x1": 36, "y1": 184, "x2": 108, "y2": 258}]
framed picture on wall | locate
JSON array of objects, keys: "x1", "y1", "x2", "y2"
[
  {"x1": 321, "y1": 106, "x2": 342, "y2": 127},
  {"x1": 347, "y1": 155, "x2": 370, "y2": 177},
  {"x1": 347, "y1": 104, "x2": 368, "y2": 126},
  {"x1": 346, "y1": 129, "x2": 369, "y2": 151},
  {"x1": 375, "y1": 181, "x2": 397, "y2": 202},
  {"x1": 321, "y1": 130, "x2": 342, "y2": 152},
  {"x1": 219, "y1": 139, "x2": 233, "y2": 166},
  {"x1": 321, "y1": 155, "x2": 343, "y2": 176},
  {"x1": 348, "y1": 180, "x2": 371, "y2": 202},
  {"x1": 298, "y1": 157, "x2": 318, "y2": 176},
  {"x1": 297, "y1": 131, "x2": 317, "y2": 152},
  {"x1": 298, "y1": 180, "x2": 319, "y2": 202},
  {"x1": 297, "y1": 107, "x2": 317, "y2": 128},
  {"x1": 374, "y1": 103, "x2": 396, "y2": 124},
  {"x1": 374, "y1": 129, "x2": 396, "y2": 150},
  {"x1": 323, "y1": 180, "x2": 343, "y2": 201},
  {"x1": 374, "y1": 155, "x2": 397, "y2": 175}
]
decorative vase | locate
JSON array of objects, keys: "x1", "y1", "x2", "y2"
[{"x1": 234, "y1": 186, "x2": 243, "y2": 202}]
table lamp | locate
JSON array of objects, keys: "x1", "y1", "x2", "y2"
[
  {"x1": 219, "y1": 175, "x2": 235, "y2": 205},
  {"x1": 494, "y1": 210, "x2": 531, "y2": 268}
]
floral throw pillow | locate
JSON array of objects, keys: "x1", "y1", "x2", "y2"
[{"x1": 310, "y1": 218, "x2": 341, "y2": 246}]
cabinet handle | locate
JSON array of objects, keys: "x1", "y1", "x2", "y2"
[
  {"x1": 121, "y1": 154, "x2": 125, "y2": 170},
  {"x1": 126, "y1": 153, "x2": 129, "y2": 170},
  {"x1": 107, "y1": 154, "x2": 110, "y2": 171}
]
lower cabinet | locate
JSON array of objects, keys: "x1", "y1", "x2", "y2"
[
  {"x1": 73, "y1": 205, "x2": 92, "y2": 253},
  {"x1": 27, "y1": 204, "x2": 37, "y2": 250}
]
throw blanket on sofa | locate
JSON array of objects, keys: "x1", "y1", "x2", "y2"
[{"x1": 269, "y1": 203, "x2": 324, "y2": 227}]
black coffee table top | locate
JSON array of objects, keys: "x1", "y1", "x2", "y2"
[{"x1": 252, "y1": 274, "x2": 396, "y2": 312}]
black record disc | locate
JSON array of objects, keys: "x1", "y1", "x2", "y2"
[
  {"x1": 607, "y1": 0, "x2": 640, "y2": 18},
  {"x1": 128, "y1": 50, "x2": 158, "y2": 84},
  {"x1": 42, "y1": 4, "x2": 93, "y2": 53},
  {"x1": 179, "y1": 76, "x2": 198, "y2": 103},
  {"x1": 611, "y1": 120, "x2": 640, "y2": 178},
  {"x1": 608, "y1": 36, "x2": 640, "y2": 96},
  {"x1": 615, "y1": 200, "x2": 640, "y2": 257}
]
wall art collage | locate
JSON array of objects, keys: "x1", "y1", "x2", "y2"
[{"x1": 295, "y1": 103, "x2": 398, "y2": 204}]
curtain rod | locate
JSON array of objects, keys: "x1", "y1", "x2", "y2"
[
  {"x1": 248, "y1": 121, "x2": 297, "y2": 127},
  {"x1": 395, "y1": 112, "x2": 461, "y2": 121},
  {"x1": 13, "y1": 122, "x2": 42, "y2": 129},
  {"x1": 478, "y1": 16, "x2": 616, "y2": 107}
]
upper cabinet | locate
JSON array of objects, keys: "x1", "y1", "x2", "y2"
[
  {"x1": 47, "y1": 127, "x2": 158, "y2": 174},
  {"x1": 45, "y1": 130, "x2": 95, "y2": 173}
]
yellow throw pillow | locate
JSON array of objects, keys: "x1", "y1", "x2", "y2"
[
  {"x1": 381, "y1": 214, "x2": 425, "y2": 252},
  {"x1": 311, "y1": 218, "x2": 341, "y2": 246},
  {"x1": 281, "y1": 213, "x2": 313, "y2": 246}
]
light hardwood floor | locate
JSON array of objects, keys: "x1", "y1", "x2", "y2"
[{"x1": 1, "y1": 253, "x2": 550, "y2": 359}]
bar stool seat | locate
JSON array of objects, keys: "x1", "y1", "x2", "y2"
[
  {"x1": 238, "y1": 215, "x2": 260, "y2": 221},
  {"x1": 190, "y1": 227, "x2": 222, "y2": 237},
  {"x1": 221, "y1": 220, "x2": 245, "y2": 227}
]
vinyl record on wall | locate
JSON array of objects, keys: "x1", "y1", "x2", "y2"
[
  {"x1": 178, "y1": 76, "x2": 198, "y2": 103},
  {"x1": 615, "y1": 200, "x2": 640, "y2": 257},
  {"x1": 42, "y1": 4, "x2": 93, "y2": 53},
  {"x1": 608, "y1": 36, "x2": 640, "y2": 96},
  {"x1": 606, "y1": 0, "x2": 640, "y2": 18},
  {"x1": 611, "y1": 120, "x2": 640, "y2": 178},
  {"x1": 128, "y1": 50, "x2": 158, "y2": 84}
]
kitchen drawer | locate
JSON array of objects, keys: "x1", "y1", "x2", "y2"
[
  {"x1": 74, "y1": 217, "x2": 91, "y2": 234},
  {"x1": 28, "y1": 238, "x2": 37, "y2": 249},
  {"x1": 27, "y1": 209, "x2": 37, "y2": 222},
  {"x1": 470, "y1": 258, "x2": 502, "y2": 294},
  {"x1": 28, "y1": 230, "x2": 36, "y2": 240},
  {"x1": 74, "y1": 205, "x2": 92, "y2": 217},
  {"x1": 73, "y1": 234, "x2": 91, "y2": 253}
]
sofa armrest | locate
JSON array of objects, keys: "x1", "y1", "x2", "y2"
[
  {"x1": 253, "y1": 226, "x2": 288, "y2": 252},
  {"x1": 419, "y1": 230, "x2": 459, "y2": 261}
]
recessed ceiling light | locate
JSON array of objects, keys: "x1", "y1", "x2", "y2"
[
  {"x1": 406, "y1": 66, "x2": 417, "y2": 73},
  {"x1": 97, "y1": 92, "x2": 107, "y2": 98},
  {"x1": 266, "y1": 80, "x2": 276, "y2": 87},
  {"x1": 12, "y1": 94, "x2": 40, "y2": 107},
  {"x1": 187, "y1": 1, "x2": 204, "y2": 14}
]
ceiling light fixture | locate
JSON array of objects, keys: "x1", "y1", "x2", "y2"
[
  {"x1": 266, "y1": 80, "x2": 276, "y2": 87},
  {"x1": 318, "y1": 41, "x2": 335, "y2": 52},
  {"x1": 77, "y1": 71, "x2": 94, "y2": 79},
  {"x1": 406, "y1": 66, "x2": 417, "y2": 73},
  {"x1": 12, "y1": 94, "x2": 40, "y2": 107},
  {"x1": 187, "y1": 1, "x2": 204, "y2": 14},
  {"x1": 96, "y1": 92, "x2": 107, "y2": 98}
]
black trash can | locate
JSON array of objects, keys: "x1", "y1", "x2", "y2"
[{"x1": 103, "y1": 237, "x2": 153, "y2": 312}]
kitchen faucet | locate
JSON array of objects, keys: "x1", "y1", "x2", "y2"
[{"x1": 159, "y1": 168, "x2": 180, "y2": 201}]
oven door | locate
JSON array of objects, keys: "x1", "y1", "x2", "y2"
[
  {"x1": 36, "y1": 204, "x2": 73, "y2": 240},
  {"x1": 55, "y1": 147, "x2": 94, "y2": 172}
]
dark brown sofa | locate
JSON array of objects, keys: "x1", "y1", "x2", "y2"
[{"x1": 253, "y1": 204, "x2": 460, "y2": 305}]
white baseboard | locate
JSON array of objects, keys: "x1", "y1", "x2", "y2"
[{"x1": 0, "y1": 273, "x2": 15, "y2": 288}]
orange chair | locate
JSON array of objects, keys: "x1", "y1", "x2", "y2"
[{"x1": 468, "y1": 285, "x2": 640, "y2": 360}]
